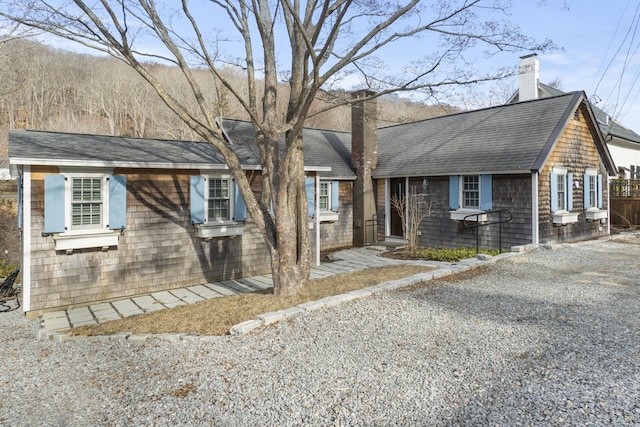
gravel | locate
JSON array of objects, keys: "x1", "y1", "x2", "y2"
[{"x1": 1, "y1": 234, "x2": 640, "y2": 426}]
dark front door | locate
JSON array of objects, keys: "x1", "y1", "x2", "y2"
[{"x1": 390, "y1": 178, "x2": 405, "y2": 237}]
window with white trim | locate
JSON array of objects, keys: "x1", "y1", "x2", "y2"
[
  {"x1": 449, "y1": 174, "x2": 492, "y2": 221},
  {"x1": 320, "y1": 181, "x2": 334, "y2": 212},
  {"x1": 207, "y1": 176, "x2": 232, "y2": 223},
  {"x1": 43, "y1": 170, "x2": 126, "y2": 251},
  {"x1": 190, "y1": 174, "x2": 246, "y2": 238},
  {"x1": 71, "y1": 177, "x2": 103, "y2": 230},
  {"x1": 550, "y1": 167, "x2": 578, "y2": 225},
  {"x1": 584, "y1": 168, "x2": 607, "y2": 221},
  {"x1": 462, "y1": 175, "x2": 479, "y2": 209},
  {"x1": 556, "y1": 171, "x2": 567, "y2": 211}
]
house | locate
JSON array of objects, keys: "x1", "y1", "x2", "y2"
[
  {"x1": 512, "y1": 53, "x2": 640, "y2": 179},
  {"x1": 369, "y1": 91, "x2": 616, "y2": 250},
  {"x1": 9, "y1": 126, "x2": 355, "y2": 315},
  {"x1": 9, "y1": 88, "x2": 616, "y2": 315}
]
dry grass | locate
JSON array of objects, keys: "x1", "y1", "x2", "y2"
[{"x1": 71, "y1": 264, "x2": 433, "y2": 336}]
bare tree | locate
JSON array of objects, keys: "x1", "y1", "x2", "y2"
[
  {"x1": 0, "y1": 0, "x2": 552, "y2": 296},
  {"x1": 391, "y1": 187, "x2": 432, "y2": 254}
]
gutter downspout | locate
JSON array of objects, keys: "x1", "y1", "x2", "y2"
[{"x1": 531, "y1": 171, "x2": 539, "y2": 245}]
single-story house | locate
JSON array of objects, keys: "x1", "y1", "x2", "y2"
[
  {"x1": 9, "y1": 125, "x2": 355, "y2": 314},
  {"x1": 9, "y1": 89, "x2": 616, "y2": 315},
  {"x1": 371, "y1": 91, "x2": 616, "y2": 250}
]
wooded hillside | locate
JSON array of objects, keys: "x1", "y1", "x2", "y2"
[{"x1": 0, "y1": 40, "x2": 457, "y2": 139}]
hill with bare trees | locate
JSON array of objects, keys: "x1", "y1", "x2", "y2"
[{"x1": 0, "y1": 40, "x2": 457, "y2": 139}]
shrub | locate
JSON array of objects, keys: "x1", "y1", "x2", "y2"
[{"x1": 415, "y1": 247, "x2": 499, "y2": 262}]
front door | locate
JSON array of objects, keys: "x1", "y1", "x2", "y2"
[{"x1": 390, "y1": 178, "x2": 405, "y2": 237}]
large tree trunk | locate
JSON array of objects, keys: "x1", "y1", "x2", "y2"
[{"x1": 270, "y1": 133, "x2": 311, "y2": 296}]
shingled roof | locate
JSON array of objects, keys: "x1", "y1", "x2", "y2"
[
  {"x1": 9, "y1": 123, "x2": 355, "y2": 179},
  {"x1": 374, "y1": 92, "x2": 614, "y2": 178}
]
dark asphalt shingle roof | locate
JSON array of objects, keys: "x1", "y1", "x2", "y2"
[
  {"x1": 9, "y1": 123, "x2": 356, "y2": 179},
  {"x1": 374, "y1": 92, "x2": 586, "y2": 178},
  {"x1": 512, "y1": 82, "x2": 640, "y2": 145},
  {"x1": 221, "y1": 119, "x2": 355, "y2": 179}
]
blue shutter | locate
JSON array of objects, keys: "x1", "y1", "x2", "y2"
[
  {"x1": 109, "y1": 175, "x2": 126, "y2": 229},
  {"x1": 190, "y1": 176, "x2": 205, "y2": 224},
  {"x1": 550, "y1": 173, "x2": 558, "y2": 212},
  {"x1": 567, "y1": 173, "x2": 573, "y2": 211},
  {"x1": 480, "y1": 174, "x2": 492, "y2": 211},
  {"x1": 597, "y1": 174, "x2": 603, "y2": 209},
  {"x1": 44, "y1": 175, "x2": 65, "y2": 233},
  {"x1": 233, "y1": 181, "x2": 247, "y2": 221},
  {"x1": 583, "y1": 173, "x2": 590, "y2": 209},
  {"x1": 305, "y1": 177, "x2": 315, "y2": 218},
  {"x1": 331, "y1": 181, "x2": 339, "y2": 212},
  {"x1": 449, "y1": 175, "x2": 459, "y2": 209}
]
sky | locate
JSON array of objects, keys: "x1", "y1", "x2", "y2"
[
  {"x1": 500, "y1": 1, "x2": 640, "y2": 131},
  {"x1": 27, "y1": 0, "x2": 640, "y2": 132}
]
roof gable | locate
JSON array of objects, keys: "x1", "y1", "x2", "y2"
[{"x1": 373, "y1": 92, "x2": 611, "y2": 177}]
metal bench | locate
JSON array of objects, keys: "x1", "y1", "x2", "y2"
[{"x1": 0, "y1": 268, "x2": 20, "y2": 312}]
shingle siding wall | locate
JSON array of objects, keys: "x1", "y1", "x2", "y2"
[
  {"x1": 28, "y1": 168, "x2": 272, "y2": 312},
  {"x1": 412, "y1": 175, "x2": 532, "y2": 251},
  {"x1": 538, "y1": 108, "x2": 610, "y2": 244},
  {"x1": 318, "y1": 181, "x2": 353, "y2": 251}
]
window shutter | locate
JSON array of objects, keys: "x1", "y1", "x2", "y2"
[
  {"x1": 108, "y1": 175, "x2": 127, "y2": 229},
  {"x1": 550, "y1": 173, "x2": 558, "y2": 212},
  {"x1": 597, "y1": 174, "x2": 603, "y2": 208},
  {"x1": 331, "y1": 181, "x2": 339, "y2": 212},
  {"x1": 567, "y1": 173, "x2": 573, "y2": 211},
  {"x1": 305, "y1": 177, "x2": 315, "y2": 218},
  {"x1": 190, "y1": 176, "x2": 205, "y2": 224},
  {"x1": 449, "y1": 175, "x2": 459, "y2": 209},
  {"x1": 480, "y1": 174, "x2": 492, "y2": 211},
  {"x1": 44, "y1": 175, "x2": 66, "y2": 233},
  {"x1": 233, "y1": 181, "x2": 247, "y2": 221},
  {"x1": 583, "y1": 173, "x2": 590, "y2": 209}
]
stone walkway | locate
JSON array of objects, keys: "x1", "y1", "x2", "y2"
[{"x1": 40, "y1": 247, "x2": 447, "y2": 333}]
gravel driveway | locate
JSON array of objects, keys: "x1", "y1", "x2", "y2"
[{"x1": 1, "y1": 234, "x2": 639, "y2": 426}]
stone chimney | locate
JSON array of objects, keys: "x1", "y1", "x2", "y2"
[
  {"x1": 519, "y1": 54, "x2": 539, "y2": 102},
  {"x1": 351, "y1": 90, "x2": 377, "y2": 246}
]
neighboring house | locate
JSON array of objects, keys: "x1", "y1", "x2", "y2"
[
  {"x1": 511, "y1": 54, "x2": 640, "y2": 178},
  {"x1": 9, "y1": 126, "x2": 355, "y2": 314},
  {"x1": 9, "y1": 88, "x2": 617, "y2": 315},
  {"x1": 370, "y1": 91, "x2": 616, "y2": 250}
]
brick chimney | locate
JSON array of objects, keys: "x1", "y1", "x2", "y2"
[
  {"x1": 351, "y1": 90, "x2": 377, "y2": 246},
  {"x1": 519, "y1": 54, "x2": 539, "y2": 102}
]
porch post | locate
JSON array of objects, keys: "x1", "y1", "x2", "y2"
[
  {"x1": 21, "y1": 165, "x2": 31, "y2": 312},
  {"x1": 531, "y1": 171, "x2": 539, "y2": 245},
  {"x1": 315, "y1": 174, "x2": 320, "y2": 266}
]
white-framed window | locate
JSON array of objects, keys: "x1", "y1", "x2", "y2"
[
  {"x1": 69, "y1": 175, "x2": 105, "y2": 230},
  {"x1": 550, "y1": 167, "x2": 578, "y2": 225},
  {"x1": 190, "y1": 173, "x2": 246, "y2": 238},
  {"x1": 319, "y1": 181, "x2": 330, "y2": 211},
  {"x1": 206, "y1": 176, "x2": 232, "y2": 223},
  {"x1": 584, "y1": 168, "x2": 607, "y2": 221},
  {"x1": 449, "y1": 174, "x2": 492, "y2": 221},
  {"x1": 43, "y1": 169, "x2": 126, "y2": 251},
  {"x1": 550, "y1": 167, "x2": 572, "y2": 213},
  {"x1": 462, "y1": 175, "x2": 480, "y2": 209}
]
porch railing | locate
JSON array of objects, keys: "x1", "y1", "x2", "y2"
[{"x1": 610, "y1": 179, "x2": 640, "y2": 198}]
